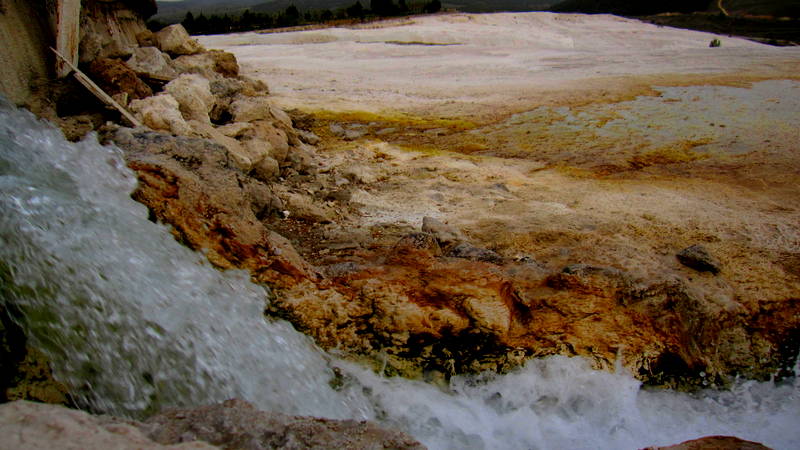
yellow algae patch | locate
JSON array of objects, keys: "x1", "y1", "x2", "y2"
[
  {"x1": 628, "y1": 139, "x2": 713, "y2": 170},
  {"x1": 309, "y1": 109, "x2": 478, "y2": 132}
]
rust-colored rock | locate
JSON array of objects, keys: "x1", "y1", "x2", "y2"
[
  {"x1": 106, "y1": 128, "x2": 317, "y2": 289},
  {"x1": 645, "y1": 435, "x2": 770, "y2": 450},
  {"x1": 87, "y1": 57, "x2": 152, "y2": 100}
]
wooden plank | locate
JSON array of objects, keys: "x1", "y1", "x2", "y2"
[
  {"x1": 55, "y1": 0, "x2": 82, "y2": 78},
  {"x1": 50, "y1": 47, "x2": 144, "y2": 128}
]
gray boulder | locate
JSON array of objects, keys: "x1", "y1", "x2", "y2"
[{"x1": 677, "y1": 244, "x2": 721, "y2": 274}]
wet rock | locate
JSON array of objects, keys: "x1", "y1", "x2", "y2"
[
  {"x1": 0, "y1": 401, "x2": 211, "y2": 449},
  {"x1": 107, "y1": 128, "x2": 316, "y2": 286},
  {"x1": 164, "y1": 74, "x2": 214, "y2": 123},
  {"x1": 677, "y1": 244, "x2": 721, "y2": 274},
  {"x1": 129, "y1": 94, "x2": 191, "y2": 136},
  {"x1": 1, "y1": 306, "x2": 68, "y2": 405},
  {"x1": 155, "y1": 24, "x2": 204, "y2": 57},
  {"x1": 446, "y1": 242, "x2": 504, "y2": 264},
  {"x1": 56, "y1": 114, "x2": 100, "y2": 142},
  {"x1": 421, "y1": 216, "x2": 465, "y2": 248},
  {"x1": 172, "y1": 50, "x2": 239, "y2": 79},
  {"x1": 140, "y1": 399, "x2": 425, "y2": 450},
  {"x1": 125, "y1": 47, "x2": 178, "y2": 81},
  {"x1": 646, "y1": 435, "x2": 769, "y2": 449},
  {"x1": 87, "y1": 57, "x2": 152, "y2": 100}
]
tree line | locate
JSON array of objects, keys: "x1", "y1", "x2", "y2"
[{"x1": 156, "y1": 1, "x2": 443, "y2": 35}]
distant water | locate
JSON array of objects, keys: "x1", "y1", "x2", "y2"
[{"x1": 1, "y1": 98, "x2": 798, "y2": 449}]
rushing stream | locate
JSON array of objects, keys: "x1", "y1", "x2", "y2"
[{"x1": 1, "y1": 99, "x2": 798, "y2": 449}]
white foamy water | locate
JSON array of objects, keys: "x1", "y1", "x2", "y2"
[{"x1": 1, "y1": 100, "x2": 798, "y2": 449}]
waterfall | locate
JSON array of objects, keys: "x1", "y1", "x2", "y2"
[{"x1": 1, "y1": 99, "x2": 798, "y2": 449}]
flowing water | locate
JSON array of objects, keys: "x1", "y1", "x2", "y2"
[{"x1": 1, "y1": 99, "x2": 799, "y2": 449}]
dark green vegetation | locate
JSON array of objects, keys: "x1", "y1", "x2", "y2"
[
  {"x1": 150, "y1": 0, "x2": 445, "y2": 34},
  {"x1": 643, "y1": 13, "x2": 800, "y2": 46},
  {"x1": 549, "y1": 0, "x2": 711, "y2": 15}
]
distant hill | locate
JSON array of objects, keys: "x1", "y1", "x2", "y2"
[
  {"x1": 548, "y1": 0, "x2": 713, "y2": 16},
  {"x1": 548, "y1": 0, "x2": 799, "y2": 17},
  {"x1": 718, "y1": 0, "x2": 800, "y2": 17},
  {"x1": 154, "y1": 0, "x2": 560, "y2": 23}
]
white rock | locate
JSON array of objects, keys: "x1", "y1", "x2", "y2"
[
  {"x1": 251, "y1": 120, "x2": 290, "y2": 162},
  {"x1": 129, "y1": 94, "x2": 191, "y2": 136},
  {"x1": 242, "y1": 138, "x2": 275, "y2": 165},
  {"x1": 155, "y1": 24, "x2": 204, "y2": 56},
  {"x1": 126, "y1": 47, "x2": 178, "y2": 80},
  {"x1": 217, "y1": 122, "x2": 255, "y2": 139},
  {"x1": 270, "y1": 105, "x2": 293, "y2": 130},
  {"x1": 188, "y1": 120, "x2": 252, "y2": 170},
  {"x1": 165, "y1": 74, "x2": 214, "y2": 123},
  {"x1": 229, "y1": 96, "x2": 272, "y2": 123},
  {"x1": 251, "y1": 155, "x2": 280, "y2": 182}
]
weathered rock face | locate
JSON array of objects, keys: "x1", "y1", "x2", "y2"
[
  {"x1": 0, "y1": 401, "x2": 211, "y2": 449},
  {"x1": 105, "y1": 128, "x2": 317, "y2": 288},
  {"x1": 139, "y1": 399, "x2": 425, "y2": 450},
  {"x1": 0, "y1": 400, "x2": 425, "y2": 450},
  {"x1": 79, "y1": 0, "x2": 152, "y2": 63},
  {"x1": 0, "y1": 307, "x2": 68, "y2": 405},
  {"x1": 0, "y1": 1, "x2": 51, "y2": 107}
]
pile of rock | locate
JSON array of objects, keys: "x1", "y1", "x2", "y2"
[{"x1": 80, "y1": 22, "x2": 319, "y2": 186}]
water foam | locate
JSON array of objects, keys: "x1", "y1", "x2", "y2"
[{"x1": 1, "y1": 100, "x2": 798, "y2": 449}]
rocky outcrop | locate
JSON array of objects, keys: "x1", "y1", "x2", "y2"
[
  {"x1": 138, "y1": 399, "x2": 424, "y2": 449},
  {"x1": 126, "y1": 46, "x2": 179, "y2": 81},
  {"x1": 0, "y1": 400, "x2": 425, "y2": 450},
  {"x1": 0, "y1": 401, "x2": 211, "y2": 450},
  {"x1": 79, "y1": 0, "x2": 153, "y2": 64},
  {"x1": 0, "y1": 307, "x2": 68, "y2": 405},
  {"x1": 105, "y1": 128, "x2": 317, "y2": 288},
  {"x1": 155, "y1": 24, "x2": 204, "y2": 57}
]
